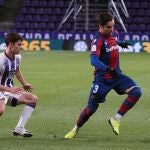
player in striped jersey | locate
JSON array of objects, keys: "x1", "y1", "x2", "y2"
[
  {"x1": 65, "y1": 12, "x2": 142, "y2": 139},
  {"x1": 0, "y1": 32, "x2": 38, "y2": 137}
]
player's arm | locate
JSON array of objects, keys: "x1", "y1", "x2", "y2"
[
  {"x1": 117, "y1": 40, "x2": 131, "y2": 48},
  {"x1": 15, "y1": 68, "x2": 33, "y2": 92},
  {"x1": 90, "y1": 54, "x2": 107, "y2": 71},
  {"x1": 0, "y1": 84, "x2": 23, "y2": 94},
  {"x1": 90, "y1": 38, "x2": 107, "y2": 71},
  {"x1": 91, "y1": 54, "x2": 118, "y2": 78},
  {"x1": 112, "y1": 29, "x2": 130, "y2": 48}
]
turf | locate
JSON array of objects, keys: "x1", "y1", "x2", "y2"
[{"x1": 0, "y1": 51, "x2": 150, "y2": 150}]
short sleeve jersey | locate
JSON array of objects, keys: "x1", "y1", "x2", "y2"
[{"x1": 0, "y1": 52, "x2": 21, "y2": 87}]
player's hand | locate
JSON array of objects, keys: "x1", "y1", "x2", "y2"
[
  {"x1": 23, "y1": 83, "x2": 33, "y2": 92},
  {"x1": 118, "y1": 41, "x2": 131, "y2": 48},
  {"x1": 106, "y1": 67, "x2": 118, "y2": 78},
  {"x1": 8, "y1": 87, "x2": 23, "y2": 94}
]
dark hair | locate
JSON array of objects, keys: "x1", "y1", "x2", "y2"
[
  {"x1": 97, "y1": 12, "x2": 114, "y2": 26},
  {"x1": 5, "y1": 32, "x2": 23, "y2": 46}
]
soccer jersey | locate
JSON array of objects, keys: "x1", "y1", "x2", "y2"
[
  {"x1": 0, "y1": 52, "x2": 21, "y2": 87},
  {"x1": 90, "y1": 30, "x2": 122, "y2": 78}
]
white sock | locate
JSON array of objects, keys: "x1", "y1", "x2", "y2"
[
  {"x1": 114, "y1": 113, "x2": 123, "y2": 121},
  {"x1": 16, "y1": 105, "x2": 34, "y2": 128},
  {"x1": 72, "y1": 125, "x2": 80, "y2": 132}
]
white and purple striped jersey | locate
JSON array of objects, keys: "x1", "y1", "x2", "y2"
[{"x1": 0, "y1": 52, "x2": 21, "y2": 87}]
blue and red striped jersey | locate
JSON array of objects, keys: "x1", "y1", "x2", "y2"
[{"x1": 90, "y1": 30, "x2": 122, "y2": 78}]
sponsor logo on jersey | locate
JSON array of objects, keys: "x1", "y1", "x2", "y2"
[{"x1": 106, "y1": 45, "x2": 119, "y2": 52}]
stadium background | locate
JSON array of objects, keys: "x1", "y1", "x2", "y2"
[
  {"x1": 0, "y1": 0, "x2": 149, "y2": 52},
  {"x1": 0, "y1": 1, "x2": 150, "y2": 150}
]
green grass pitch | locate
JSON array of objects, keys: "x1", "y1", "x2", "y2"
[{"x1": 0, "y1": 51, "x2": 150, "y2": 150}]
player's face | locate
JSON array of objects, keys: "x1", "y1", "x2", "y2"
[
  {"x1": 10, "y1": 40, "x2": 22, "y2": 55},
  {"x1": 101, "y1": 19, "x2": 115, "y2": 36}
]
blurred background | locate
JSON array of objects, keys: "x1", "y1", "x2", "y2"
[{"x1": 0, "y1": 0, "x2": 149, "y2": 52}]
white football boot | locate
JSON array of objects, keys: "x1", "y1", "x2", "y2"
[{"x1": 12, "y1": 126, "x2": 32, "y2": 137}]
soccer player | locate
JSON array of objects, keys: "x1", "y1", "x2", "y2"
[
  {"x1": 65, "y1": 12, "x2": 142, "y2": 138},
  {"x1": 0, "y1": 32, "x2": 38, "y2": 137}
]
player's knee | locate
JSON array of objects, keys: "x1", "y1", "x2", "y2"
[
  {"x1": 26, "y1": 94, "x2": 38, "y2": 108},
  {"x1": 27, "y1": 101, "x2": 37, "y2": 108},
  {"x1": 129, "y1": 87, "x2": 142, "y2": 99},
  {"x1": 28, "y1": 94, "x2": 38, "y2": 104},
  {"x1": 32, "y1": 95, "x2": 38, "y2": 103},
  {"x1": 88, "y1": 100, "x2": 99, "y2": 113}
]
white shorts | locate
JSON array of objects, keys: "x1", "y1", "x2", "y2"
[{"x1": 0, "y1": 91, "x2": 21, "y2": 104}]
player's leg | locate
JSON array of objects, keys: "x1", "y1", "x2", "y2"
[
  {"x1": 77, "y1": 99, "x2": 99, "y2": 127},
  {"x1": 0, "y1": 93, "x2": 7, "y2": 116},
  {"x1": 65, "y1": 100, "x2": 99, "y2": 139},
  {"x1": 10, "y1": 92, "x2": 38, "y2": 137},
  {"x1": 0, "y1": 99, "x2": 6, "y2": 116},
  {"x1": 65, "y1": 81, "x2": 109, "y2": 139},
  {"x1": 117, "y1": 86, "x2": 142, "y2": 117},
  {"x1": 109, "y1": 75, "x2": 142, "y2": 135}
]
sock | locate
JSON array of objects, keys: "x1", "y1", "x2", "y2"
[
  {"x1": 72, "y1": 125, "x2": 79, "y2": 132},
  {"x1": 117, "y1": 95, "x2": 139, "y2": 116},
  {"x1": 76, "y1": 99, "x2": 99, "y2": 127},
  {"x1": 117, "y1": 87, "x2": 142, "y2": 116},
  {"x1": 16, "y1": 105, "x2": 34, "y2": 128},
  {"x1": 114, "y1": 113, "x2": 122, "y2": 121},
  {"x1": 77, "y1": 107, "x2": 95, "y2": 127}
]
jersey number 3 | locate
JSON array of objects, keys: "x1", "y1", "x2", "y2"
[{"x1": 93, "y1": 85, "x2": 99, "y2": 93}]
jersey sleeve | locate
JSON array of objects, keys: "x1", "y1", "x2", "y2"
[
  {"x1": 112, "y1": 29, "x2": 119, "y2": 39},
  {"x1": 90, "y1": 37, "x2": 107, "y2": 71},
  {"x1": 112, "y1": 30, "x2": 125, "y2": 46},
  {"x1": 16, "y1": 54, "x2": 22, "y2": 63},
  {"x1": 15, "y1": 54, "x2": 22, "y2": 70},
  {"x1": 0, "y1": 54, "x2": 4, "y2": 73},
  {"x1": 90, "y1": 37, "x2": 103, "y2": 56},
  {"x1": 90, "y1": 55, "x2": 107, "y2": 71}
]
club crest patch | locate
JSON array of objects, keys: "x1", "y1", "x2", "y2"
[{"x1": 91, "y1": 45, "x2": 96, "y2": 52}]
